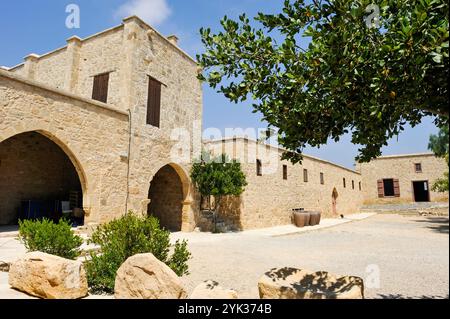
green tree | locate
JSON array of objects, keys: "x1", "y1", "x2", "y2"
[
  {"x1": 191, "y1": 152, "x2": 247, "y2": 231},
  {"x1": 198, "y1": 0, "x2": 449, "y2": 163},
  {"x1": 428, "y1": 126, "x2": 449, "y2": 192}
]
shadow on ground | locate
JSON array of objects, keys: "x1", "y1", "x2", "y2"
[
  {"x1": 412, "y1": 217, "x2": 449, "y2": 234},
  {"x1": 378, "y1": 293, "x2": 449, "y2": 299}
]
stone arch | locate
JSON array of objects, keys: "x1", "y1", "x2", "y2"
[
  {"x1": 147, "y1": 163, "x2": 194, "y2": 232},
  {"x1": 0, "y1": 130, "x2": 89, "y2": 225}
]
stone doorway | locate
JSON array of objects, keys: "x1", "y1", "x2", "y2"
[
  {"x1": 0, "y1": 132, "x2": 85, "y2": 226},
  {"x1": 148, "y1": 164, "x2": 186, "y2": 232},
  {"x1": 332, "y1": 188, "x2": 339, "y2": 216}
]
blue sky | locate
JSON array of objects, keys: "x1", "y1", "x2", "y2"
[{"x1": 0, "y1": 0, "x2": 439, "y2": 169}]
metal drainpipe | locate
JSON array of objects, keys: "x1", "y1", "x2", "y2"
[{"x1": 125, "y1": 109, "x2": 132, "y2": 213}]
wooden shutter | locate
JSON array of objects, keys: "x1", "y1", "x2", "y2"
[
  {"x1": 147, "y1": 77, "x2": 161, "y2": 127},
  {"x1": 92, "y1": 73, "x2": 109, "y2": 103},
  {"x1": 377, "y1": 179, "x2": 384, "y2": 198},
  {"x1": 393, "y1": 179, "x2": 400, "y2": 197}
]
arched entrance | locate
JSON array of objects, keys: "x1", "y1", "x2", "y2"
[
  {"x1": 0, "y1": 132, "x2": 85, "y2": 226},
  {"x1": 148, "y1": 164, "x2": 189, "y2": 232},
  {"x1": 332, "y1": 188, "x2": 339, "y2": 216}
]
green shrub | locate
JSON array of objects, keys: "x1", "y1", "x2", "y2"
[
  {"x1": 85, "y1": 212, "x2": 191, "y2": 294},
  {"x1": 18, "y1": 218, "x2": 83, "y2": 260}
]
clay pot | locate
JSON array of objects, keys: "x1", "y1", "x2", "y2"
[
  {"x1": 309, "y1": 211, "x2": 322, "y2": 226},
  {"x1": 293, "y1": 211, "x2": 311, "y2": 228}
]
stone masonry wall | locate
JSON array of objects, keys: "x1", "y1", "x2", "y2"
[
  {"x1": 205, "y1": 138, "x2": 364, "y2": 230},
  {"x1": 0, "y1": 70, "x2": 130, "y2": 225},
  {"x1": 357, "y1": 154, "x2": 449, "y2": 204}
]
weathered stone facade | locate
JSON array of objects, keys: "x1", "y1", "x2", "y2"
[
  {"x1": 357, "y1": 153, "x2": 449, "y2": 204},
  {"x1": 204, "y1": 138, "x2": 364, "y2": 230},
  {"x1": 1, "y1": 16, "x2": 201, "y2": 230}
]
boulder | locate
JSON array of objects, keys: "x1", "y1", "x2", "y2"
[
  {"x1": 8, "y1": 252, "x2": 88, "y2": 299},
  {"x1": 114, "y1": 253, "x2": 187, "y2": 299},
  {"x1": 258, "y1": 267, "x2": 364, "y2": 299},
  {"x1": 190, "y1": 280, "x2": 238, "y2": 299}
]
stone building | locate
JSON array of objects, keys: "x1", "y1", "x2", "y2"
[
  {"x1": 0, "y1": 17, "x2": 448, "y2": 231},
  {"x1": 1, "y1": 16, "x2": 202, "y2": 231},
  {"x1": 204, "y1": 138, "x2": 364, "y2": 230},
  {"x1": 357, "y1": 153, "x2": 449, "y2": 205}
]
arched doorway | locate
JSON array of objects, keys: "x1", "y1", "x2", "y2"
[
  {"x1": 332, "y1": 188, "x2": 339, "y2": 216},
  {"x1": 148, "y1": 164, "x2": 187, "y2": 231},
  {"x1": 0, "y1": 132, "x2": 85, "y2": 226}
]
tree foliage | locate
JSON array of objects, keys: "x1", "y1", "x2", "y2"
[
  {"x1": 191, "y1": 152, "x2": 247, "y2": 211},
  {"x1": 198, "y1": 0, "x2": 449, "y2": 163},
  {"x1": 428, "y1": 125, "x2": 449, "y2": 192}
]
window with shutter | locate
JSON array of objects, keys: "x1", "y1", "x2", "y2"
[
  {"x1": 377, "y1": 179, "x2": 384, "y2": 198},
  {"x1": 147, "y1": 76, "x2": 162, "y2": 127},
  {"x1": 320, "y1": 172, "x2": 324, "y2": 185},
  {"x1": 303, "y1": 169, "x2": 308, "y2": 182},
  {"x1": 256, "y1": 159, "x2": 262, "y2": 176},
  {"x1": 393, "y1": 179, "x2": 400, "y2": 197},
  {"x1": 283, "y1": 165, "x2": 287, "y2": 180},
  {"x1": 92, "y1": 73, "x2": 110, "y2": 103}
]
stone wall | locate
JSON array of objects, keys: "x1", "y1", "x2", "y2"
[
  {"x1": 205, "y1": 138, "x2": 364, "y2": 230},
  {"x1": 357, "y1": 154, "x2": 449, "y2": 204},
  {"x1": 0, "y1": 132, "x2": 81, "y2": 224},
  {"x1": 2, "y1": 16, "x2": 202, "y2": 230},
  {"x1": 0, "y1": 69, "x2": 130, "y2": 225}
]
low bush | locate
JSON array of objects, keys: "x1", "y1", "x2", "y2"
[
  {"x1": 18, "y1": 218, "x2": 83, "y2": 260},
  {"x1": 85, "y1": 212, "x2": 191, "y2": 294}
]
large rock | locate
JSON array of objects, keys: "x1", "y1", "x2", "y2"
[
  {"x1": 8, "y1": 252, "x2": 88, "y2": 299},
  {"x1": 190, "y1": 280, "x2": 238, "y2": 299},
  {"x1": 114, "y1": 253, "x2": 187, "y2": 299},
  {"x1": 258, "y1": 268, "x2": 364, "y2": 299}
]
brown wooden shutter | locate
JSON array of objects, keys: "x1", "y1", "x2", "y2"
[
  {"x1": 393, "y1": 179, "x2": 400, "y2": 197},
  {"x1": 377, "y1": 179, "x2": 384, "y2": 198},
  {"x1": 147, "y1": 77, "x2": 161, "y2": 127},
  {"x1": 92, "y1": 73, "x2": 109, "y2": 103}
]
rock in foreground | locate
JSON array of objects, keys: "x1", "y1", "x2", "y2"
[
  {"x1": 258, "y1": 267, "x2": 364, "y2": 299},
  {"x1": 8, "y1": 251, "x2": 88, "y2": 299},
  {"x1": 190, "y1": 280, "x2": 238, "y2": 299},
  {"x1": 114, "y1": 253, "x2": 187, "y2": 299}
]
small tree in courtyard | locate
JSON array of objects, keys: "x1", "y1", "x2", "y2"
[
  {"x1": 428, "y1": 125, "x2": 449, "y2": 192},
  {"x1": 191, "y1": 152, "x2": 247, "y2": 231}
]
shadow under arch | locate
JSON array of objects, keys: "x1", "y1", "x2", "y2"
[
  {"x1": 147, "y1": 162, "x2": 193, "y2": 232},
  {"x1": 0, "y1": 129, "x2": 89, "y2": 224}
]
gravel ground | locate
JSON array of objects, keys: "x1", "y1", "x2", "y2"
[
  {"x1": 178, "y1": 214, "x2": 449, "y2": 299},
  {"x1": 0, "y1": 214, "x2": 448, "y2": 299}
]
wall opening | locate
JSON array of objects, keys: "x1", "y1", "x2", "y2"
[
  {"x1": 0, "y1": 132, "x2": 84, "y2": 226},
  {"x1": 413, "y1": 181, "x2": 430, "y2": 202},
  {"x1": 148, "y1": 164, "x2": 184, "y2": 231}
]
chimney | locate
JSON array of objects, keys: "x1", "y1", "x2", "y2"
[{"x1": 167, "y1": 35, "x2": 179, "y2": 46}]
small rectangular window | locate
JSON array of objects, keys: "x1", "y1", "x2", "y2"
[
  {"x1": 92, "y1": 72, "x2": 110, "y2": 103},
  {"x1": 343, "y1": 178, "x2": 346, "y2": 188},
  {"x1": 283, "y1": 165, "x2": 288, "y2": 180},
  {"x1": 147, "y1": 76, "x2": 162, "y2": 127},
  {"x1": 303, "y1": 169, "x2": 308, "y2": 182},
  {"x1": 359, "y1": 181, "x2": 362, "y2": 191},
  {"x1": 352, "y1": 180, "x2": 355, "y2": 190},
  {"x1": 320, "y1": 172, "x2": 324, "y2": 185},
  {"x1": 415, "y1": 163, "x2": 422, "y2": 173},
  {"x1": 256, "y1": 159, "x2": 262, "y2": 176}
]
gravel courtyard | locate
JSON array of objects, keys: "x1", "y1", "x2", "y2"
[
  {"x1": 177, "y1": 214, "x2": 449, "y2": 299},
  {"x1": 0, "y1": 213, "x2": 448, "y2": 299}
]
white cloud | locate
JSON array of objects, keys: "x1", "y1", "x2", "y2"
[{"x1": 115, "y1": 0, "x2": 171, "y2": 26}]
